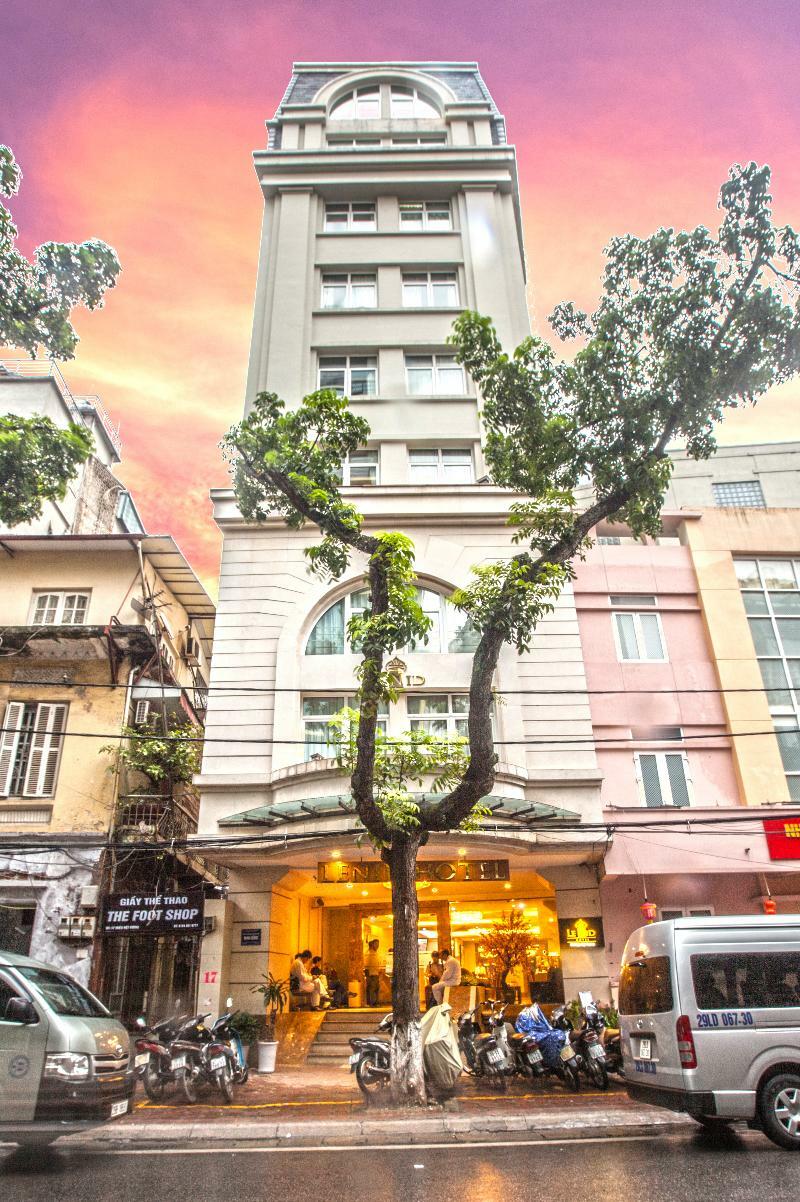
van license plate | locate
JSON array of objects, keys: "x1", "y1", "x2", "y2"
[
  {"x1": 135, "y1": 1053, "x2": 149, "y2": 1068},
  {"x1": 559, "y1": 1044, "x2": 575, "y2": 1062},
  {"x1": 638, "y1": 1038, "x2": 652, "y2": 1060},
  {"x1": 171, "y1": 1056, "x2": 186, "y2": 1070},
  {"x1": 110, "y1": 1100, "x2": 128, "y2": 1118},
  {"x1": 210, "y1": 1056, "x2": 226, "y2": 1071},
  {"x1": 588, "y1": 1044, "x2": 605, "y2": 1060}
]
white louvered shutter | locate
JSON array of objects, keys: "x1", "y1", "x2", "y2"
[
  {"x1": 0, "y1": 702, "x2": 25, "y2": 796},
  {"x1": 23, "y1": 704, "x2": 67, "y2": 797}
]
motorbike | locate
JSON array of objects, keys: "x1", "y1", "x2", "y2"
[
  {"x1": 349, "y1": 1013, "x2": 392, "y2": 1098},
  {"x1": 569, "y1": 998, "x2": 610, "y2": 1090},
  {"x1": 169, "y1": 1011, "x2": 238, "y2": 1103},
  {"x1": 516, "y1": 1003, "x2": 581, "y2": 1092},
  {"x1": 603, "y1": 1028, "x2": 624, "y2": 1077},
  {"x1": 211, "y1": 1000, "x2": 250, "y2": 1085},
  {"x1": 457, "y1": 1000, "x2": 517, "y2": 1090},
  {"x1": 134, "y1": 1008, "x2": 189, "y2": 1102}
]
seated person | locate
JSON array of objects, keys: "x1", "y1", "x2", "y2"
[{"x1": 290, "y1": 949, "x2": 328, "y2": 1009}]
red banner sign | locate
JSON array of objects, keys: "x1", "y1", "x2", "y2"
[{"x1": 763, "y1": 817, "x2": 800, "y2": 860}]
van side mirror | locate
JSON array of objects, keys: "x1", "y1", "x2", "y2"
[{"x1": 5, "y1": 996, "x2": 38, "y2": 1025}]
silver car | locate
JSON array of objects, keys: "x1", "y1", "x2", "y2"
[
  {"x1": 620, "y1": 914, "x2": 800, "y2": 1150},
  {"x1": 0, "y1": 950, "x2": 134, "y2": 1144}
]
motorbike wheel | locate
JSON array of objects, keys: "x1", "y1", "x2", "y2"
[
  {"x1": 562, "y1": 1062, "x2": 582, "y2": 1092},
  {"x1": 179, "y1": 1062, "x2": 200, "y2": 1104},
  {"x1": 586, "y1": 1057, "x2": 609, "y2": 1091},
  {"x1": 143, "y1": 1056, "x2": 165, "y2": 1102},
  {"x1": 216, "y1": 1062, "x2": 235, "y2": 1104},
  {"x1": 234, "y1": 1061, "x2": 249, "y2": 1086},
  {"x1": 355, "y1": 1053, "x2": 390, "y2": 1098}
]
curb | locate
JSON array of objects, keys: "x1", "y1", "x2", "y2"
[{"x1": 40, "y1": 1106, "x2": 695, "y2": 1150}]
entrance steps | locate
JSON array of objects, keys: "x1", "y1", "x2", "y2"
[{"x1": 306, "y1": 1007, "x2": 391, "y2": 1064}]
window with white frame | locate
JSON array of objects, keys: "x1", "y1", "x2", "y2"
[
  {"x1": 391, "y1": 135, "x2": 447, "y2": 147},
  {"x1": 389, "y1": 86, "x2": 439, "y2": 118},
  {"x1": 323, "y1": 202, "x2": 376, "y2": 232},
  {"x1": 329, "y1": 87, "x2": 381, "y2": 120},
  {"x1": 399, "y1": 202, "x2": 452, "y2": 231},
  {"x1": 712, "y1": 480, "x2": 766, "y2": 508},
  {"x1": 31, "y1": 591, "x2": 90, "y2": 625},
  {"x1": 612, "y1": 607, "x2": 666, "y2": 661},
  {"x1": 327, "y1": 137, "x2": 382, "y2": 150},
  {"x1": 341, "y1": 450, "x2": 379, "y2": 486},
  {"x1": 402, "y1": 272, "x2": 458, "y2": 308},
  {"x1": 407, "y1": 694, "x2": 469, "y2": 739},
  {"x1": 409, "y1": 448, "x2": 473, "y2": 484},
  {"x1": 321, "y1": 273, "x2": 377, "y2": 309},
  {"x1": 305, "y1": 586, "x2": 479, "y2": 655},
  {"x1": 405, "y1": 354, "x2": 464, "y2": 396},
  {"x1": 319, "y1": 356, "x2": 377, "y2": 398},
  {"x1": 302, "y1": 695, "x2": 387, "y2": 760},
  {"x1": 0, "y1": 702, "x2": 68, "y2": 798},
  {"x1": 635, "y1": 751, "x2": 692, "y2": 808}
]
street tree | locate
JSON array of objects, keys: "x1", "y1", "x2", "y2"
[
  {"x1": 224, "y1": 163, "x2": 800, "y2": 1105},
  {"x1": 0, "y1": 145, "x2": 120, "y2": 526}
]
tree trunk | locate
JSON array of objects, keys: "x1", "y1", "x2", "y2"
[{"x1": 387, "y1": 832, "x2": 426, "y2": 1106}]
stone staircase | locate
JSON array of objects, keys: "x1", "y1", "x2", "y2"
[{"x1": 306, "y1": 1007, "x2": 391, "y2": 1065}]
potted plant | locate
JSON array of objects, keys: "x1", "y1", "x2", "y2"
[
  {"x1": 228, "y1": 1011, "x2": 263, "y2": 1066},
  {"x1": 251, "y1": 973, "x2": 288, "y2": 1073}
]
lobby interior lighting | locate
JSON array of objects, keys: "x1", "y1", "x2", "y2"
[
  {"x1": 361, "y1": 890, "x2": 368, "y2": 896},
  {"x1": 504, "y1": 883, "x2": 511, "y2": 890},
  {"x1": 330, "y1": 849, "x2": 341, "y2": 857},
  {"x1": 457, "y1": 848, "x2": 467, "y2": 857}
]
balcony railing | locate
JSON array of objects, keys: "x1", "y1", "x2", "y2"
[{"x1": 0, "y1": 358, "x2": 122, "y2": 456}]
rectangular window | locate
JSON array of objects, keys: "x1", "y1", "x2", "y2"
[
  {"x1": 409, "y1": 448, "x2": 473, "y2": 484},
  {"x1": 635, "y1": 751, "x2": 692, "y2": 808},
  {"x1": 402, "y1": 272, "x2": 458, "y2": 308},
  {"x1": 321, "y1": 273, "x2": 377, "y2": 309},
  {"x1": 327, "y1": 137, "x2": 382, "y2": 150},
  {"x1": 618, "y1": 956, "x2": 674, "y2": 1015},
  {"x1": 407, "y1": 694, "x2": 469, "y2": 739},
  {"x1": 399, "y1": 201, "x2": 452, "y2": 231},
  {"x1": 0, "y1": 702, "x2": 68, "y2": 798},
  {"x1": 712, "y1": 480, "x2": 766, "y2": 508},
  {"x1": 31, "y1": 591, "x2": 90, "y2": 625},
  {"x1": 389, "y1": 86, "x2": 439, "y2": 119},
  {"x1": 323, "y1": 202, "x2": 377, "y2": 232},
  {"x1": 391, "y1": 135, "x2": 447, "y2": 147},
  {"x1": 302, "y1": 695, "x2": 387, "y2": 760},
  {"x1": 342, "y1": 450, "x2": 379, "y2": 486},
  {"x1": 613, "y1": 611, "x2": 666, "y2": 661},
  {"x1": 318, "y1": 356, "x2": 377, "y2": 398},
  {"x1": 405, "y1": 354, "x2": 464, "y2": 396},
  {"x1": 692, "y1": 952, "x2": 800, "y2": 1009}
]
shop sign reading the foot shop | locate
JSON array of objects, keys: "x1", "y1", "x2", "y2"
[
  {"x1": 317, "y1": 859, "x2": 510, "y2": 884},
  {"x1": 102, "y1": 889, "x2": 205, "y2": 934}
]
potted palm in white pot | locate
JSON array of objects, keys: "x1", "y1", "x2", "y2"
[{"x1": 252, "y1": 973, "x2": 288, "y2": 1073}]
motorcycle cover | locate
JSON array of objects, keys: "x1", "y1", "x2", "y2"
[
  {"x1": 515, "y1": 1003, "x2": 567, "y2": 1070},
  {"x1": 420, "y1": 1003, "x2": 463, "y2": 1089}
]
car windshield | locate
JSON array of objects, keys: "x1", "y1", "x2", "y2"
[{"x1": 17, "y1": 966, "x2": 109, "y2": 1018}]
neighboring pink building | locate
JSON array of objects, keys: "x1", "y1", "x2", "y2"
[{"x1": 574, "y1": 523, "x2": 800, "y2": 997}]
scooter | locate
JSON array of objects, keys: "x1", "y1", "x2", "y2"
[
  {"x1": 349, "y1": 1013, "x2": 392, "y2": 1098},
  {"x1": 134, "y1": 1007, "x2": 189, "y2": 1102},
  {"x1": 570, "y1": 997, "x2": 609, "y2": 1090},
  {"x1": 516, "y1": 1003, "x2": 582, "y2": 1092},
  {"x1": 211, "y1": 1000, "x2": 250, "y2": 1085},
  {"x1": 169, "y1": 1012, "x2": 238, "y2": 1103},
  {"x1": 457, "y1": 1000, "x2": 517, "y2": 1090}
]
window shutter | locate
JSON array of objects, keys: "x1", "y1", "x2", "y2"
[
  {"x1": 0, "y1": 702, "x2": 25, "y2": 796},
  {"x1": 665, "y1": 752, "x2": 691, "y2": 807},
  {"x1": 638, "y1": 753, "x2": 664, "y2": 807},
  {"x1": 23, "y1": 704, "x2": 67, "y2": 797}
]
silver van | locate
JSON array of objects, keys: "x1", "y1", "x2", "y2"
[
  {"x1": 0, "y1": 950, "x2": 134, "y2": 1143},
  {"x1": 620, "y1": 914, "x2": 800, "y2": 1149}
]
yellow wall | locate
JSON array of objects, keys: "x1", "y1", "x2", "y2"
[{"x1": 682, "y1": 508, "x2": 798, "y2": 805}]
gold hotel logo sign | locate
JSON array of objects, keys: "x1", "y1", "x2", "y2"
[{"x1": 318, "y1": 859, "x2": 511, "y2": 885}]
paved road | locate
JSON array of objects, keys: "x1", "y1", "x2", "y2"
[{"x1": 3, "y1": 1128, "x2": 800, "y2": 1202}]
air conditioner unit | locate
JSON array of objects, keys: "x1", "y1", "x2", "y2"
[
  {"x1": 183, "y1": 636, "x2": 200, "y2": 666},
  {"x1": 80, "y1": 885, "x2": 99, "y2": 909}
]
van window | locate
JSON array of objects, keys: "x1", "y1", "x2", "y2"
[
  {"x1": 17, "y1": 966, "x2": 109, "y2": 1018},
  {"x1": 692, "y1": 952, "x2": 800, "y2": 1009},
  {"x1": 619, "y1": 956, "x2": 674, "y2": 1014}
]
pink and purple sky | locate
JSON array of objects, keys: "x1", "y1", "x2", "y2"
[{"x1": 4, "y1": 1, "x2": 800, "y2": 588}]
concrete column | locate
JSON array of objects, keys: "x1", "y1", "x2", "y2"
[
  {"x1": 550, "y1": 866, "x2": 611, "y2": 1003},
  {"x1": 264, "y1": 188, "x2": 315, "y2": 401},
  {"x1": 195, "y1": 898, "x2": 233, "y2": 1015}
]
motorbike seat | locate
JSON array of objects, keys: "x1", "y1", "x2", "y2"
[{"x1": 509, "y1": 1032, "x2": 528, "y2": 1045}]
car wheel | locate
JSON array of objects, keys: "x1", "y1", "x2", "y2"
[{"x1": 759, "y1": 1073, "x2": 800, "y2": 1150}]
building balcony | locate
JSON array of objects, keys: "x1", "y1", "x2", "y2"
[{"x1": 0, "y1": 358, "x2": 122, "y2": 458}]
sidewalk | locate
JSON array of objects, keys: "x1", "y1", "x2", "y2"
[{"x1": 49, "y1": 1067, "x2": 696, "y2": 1149}]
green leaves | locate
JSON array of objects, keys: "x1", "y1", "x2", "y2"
[
  {"x1": 0, "y1": 414, "x2": 94, "y2": 526},
  {"x1": 0, "y1": 145, "x2": 120, "y2": 359},
  {"x1": 101, "y1": 717, "x2": 201, "y2": 785}
]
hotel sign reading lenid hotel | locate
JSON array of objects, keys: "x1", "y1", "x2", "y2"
[{"x1": 318, "y1": 859, "x2": 510, "y2": 885}]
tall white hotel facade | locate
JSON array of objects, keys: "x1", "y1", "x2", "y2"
[{"x1": 196, "y1": 63, "x2": 609, "y2": 1011}]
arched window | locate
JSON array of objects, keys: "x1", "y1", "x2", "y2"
[
  {"x1": 390, "y1": 86, "x2": 439, "y2": 118},
  {"x1": 304, "y1": 586, "x2": 479, "y2": 655},
  {"x1": 329, "y1": 87, "x2": 380, "y2": 120}
]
